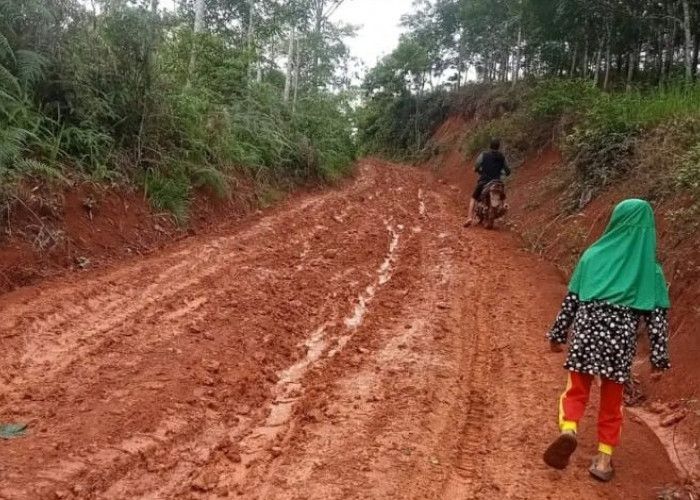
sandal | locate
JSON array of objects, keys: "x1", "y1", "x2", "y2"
[
  {"x1": 589, "y1": 456, "x2": 615, "y2": 482},
  {"x1": 543, "y1": 432, "x2": 578, "y2": 470}
]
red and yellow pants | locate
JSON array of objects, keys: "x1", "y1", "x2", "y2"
[{"x1": 559, "y1": 371, "x2": 625, "y2": 456}]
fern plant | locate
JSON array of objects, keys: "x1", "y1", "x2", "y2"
[{"x1": 0, "y1": 0, "x2": 71, "y2": 198}]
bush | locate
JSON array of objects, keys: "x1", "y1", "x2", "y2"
[
  {"x1": 0, "y1": 2, "x2": 357, "y2": 221},
  {"x1": 358, "y1": 90, "x2": 451, "y2": 160},
  {"x1": 559, "y1": 83, "x2": 700, "y2": 208},
  {"x1": 291, "y1": 94, "x2": 356, "y2": 182},
  {"x1": 529, "y1": 79, "x2": 600, "y2": 120},
  {"x1": 140, "y1": 168, "x2": 191, "y2": 224},
  {"x1": 675, "y1": 143, "x2": 700, "y2": 195}
]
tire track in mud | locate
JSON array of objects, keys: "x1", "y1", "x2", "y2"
[
  {"x1": 238, "y1": 221, "x2": 407, "y2": 499},
  {"x1": 244, "y1": 184, "x2": 471, "y2": 499},
  {"x1": 438, "y1": 264, "x2": 493, "y2": 499},
  {"x1": 2, "y1": 186, "x2": 354, "y2": 385},
  {"x1": 0, "y1": 161, "x2": 425, "y2": 499}
]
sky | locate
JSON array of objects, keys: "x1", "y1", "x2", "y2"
[{"x1": 330, "y1": 0, "x2": 415, "y2": 70}]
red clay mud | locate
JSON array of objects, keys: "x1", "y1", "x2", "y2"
[{"x1": 0, "y1": 160, "x2": 681, "y2": 499}]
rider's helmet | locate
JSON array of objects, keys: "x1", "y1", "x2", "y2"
[{"x1": 490, "y1": 138, "x2": 501, "y2": 151}]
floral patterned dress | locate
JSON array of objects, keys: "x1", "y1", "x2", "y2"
[{"x1": 547, "y1": 292, "x2": 670, "y2": 384}]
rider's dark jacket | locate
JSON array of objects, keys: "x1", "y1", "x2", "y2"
[{"x1": 475, "y1": 149, "x2": 511, "y2": 183}]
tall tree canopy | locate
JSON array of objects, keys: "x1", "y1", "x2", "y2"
[{"x1": 364, "y1": 0, "x2": 700, "y2": 97}]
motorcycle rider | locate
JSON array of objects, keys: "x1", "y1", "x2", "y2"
[{"x1": 465, "y1": 138, "x2": 511, "y2": 227}]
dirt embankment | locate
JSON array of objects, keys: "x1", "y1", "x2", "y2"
[
  {"x1": 429, "y1": 114, "x2": 700, "y2": 482},
  {"x1": 0, "y1": 177, "x2": 315, "y2": 294}
]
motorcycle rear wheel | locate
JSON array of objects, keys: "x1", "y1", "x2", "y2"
[{"x1": 484, "y1": 209, "x2": 495, "y2": 229}]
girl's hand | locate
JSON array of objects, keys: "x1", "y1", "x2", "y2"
[{"x1": 549, "y1": 340, "x2": 564, "y2": 353}]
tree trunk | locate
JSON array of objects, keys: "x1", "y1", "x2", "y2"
[
  {"x1": 615, "y1": 53, "x2": 623, "y2": 80},
  {"x1": 456, "y1": 51, "x2": 462, "y2": 90},
  {"x1": 693, "y1": 33, "x2": 700, "y2": 79},
  {"x1": 312, "y1": 0, "x2": 324, "y2": 89},
  {"x1": 666, "y1": 3, "x2": 677, "y2": 79},
  {"x1": 659, "y1": 26, "x2": 666, "y2": 86},
  {"x1": 247, "y1": 0, "x2": 256, "y2": 82},
  {"x1": 269, "y1": 10, "x2": 278, "y2": 75},
  {"x1": 512, "y1": 24, "x2": 522, "y2": 87},
  {"x1": 582, "y1": 38, "x2": 589, "y2": 79},
  {"x1": 682, "y1": 0, "x2": 693, "y2": 80},
  {"x1": 283, "y1": 26, "x2": 295, "y2": 102},
  {"x1": 292, "y1": 37, "x2": 300, "y2": 112},
  {"x1": 626, "y1": 51, "x2": 635, "y2": 91},
  {"x1": 187, "y1": 0, "x2": 205, "y2": 87},
  {"x1": 414, "y1": 91, "x2": 420, "y2": 150},
  {"x1": 604, "y1": 25, "x2": 611, "y2": 90},
  {"x1": 457, "y1": 31, "x2": 467, "y2": 90},
  {"x1": 149, "y1": 0, "x2": 159, "y2": 69},
  {"x1": 502, "y1": 26, "x2": 510, "y2": 83},
  {"x1": 136, "y1": 0, "x2": 160, "y2": 168},
  {"x1": 570, "y1": 45, "x2": 578, "y2": 78}
]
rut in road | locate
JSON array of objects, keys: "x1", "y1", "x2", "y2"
[{"x1": 0, "y1": 159, "x2": 677, "y2": 499}]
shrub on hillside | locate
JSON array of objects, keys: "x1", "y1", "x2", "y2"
[
  {"x1": 676, "y1": 143, "x2": 700, "y2": 196},
  {"x1": 529, "y1": 79, "x2": 600, "y2": 120},
  {"x1": 0, "y1": 1, "x2": 357, "y2": 223},
  {"x1": 357, "y1": 90, "x2": 451, "y2": 160}
]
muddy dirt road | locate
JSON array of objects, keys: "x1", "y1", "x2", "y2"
[{"x1": 0, "y1": 160, "x2": 678, "y2": 499}]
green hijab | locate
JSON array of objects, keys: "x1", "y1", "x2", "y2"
[{"x1": 569, "y1": 199, "x2": 670, "y2": 311}]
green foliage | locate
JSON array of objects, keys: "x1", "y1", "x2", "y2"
[
  {"x1": 529, "y1": 80, "x2": 599, "y2": 119},
  {"x1": 141, "y1": 169, "x2": 191, "y2": 224},
  {"x1": 675, "y1": 143, "x2": 700, "y2": 196},
  {"x1": 582, "y1": 84, "x2": 700, "y2": 135},
  {"x1": 358, "y1": 90, "x2": 451, "y2": 159},
  {"x1": 454, "y1": 80, "x2": 700, "y2": 209},
  {"x1": 464, "y1": 119, "x2": 507, "y2": 155},
  {"x1": 291, "y1": 93, "x2": 356, "y2": 182},
  {"x1": 0, "y1": 0, "x2": 357, "y2": 221},
  {"x1": 563, "y1": 128, "x2": 639, "y2": 209},
  {"x1": 191, "y1": 166, "x2": 229, "y2": 199},
  {"x1": 561, "y1": 84, "x2": 700, "y2": 207},
  {"x1": 374, "y1": 0, "x2": 700, "y2": 91}
]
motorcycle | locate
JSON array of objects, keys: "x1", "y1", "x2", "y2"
[{"x1": 475, "y1": 180, "x2": 507, "y2": 229}]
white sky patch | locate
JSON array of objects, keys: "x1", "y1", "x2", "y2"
[{"x1": 330, "y1": 0, "x2": 414, "y2": 70}]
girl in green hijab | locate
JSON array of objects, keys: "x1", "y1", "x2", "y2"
[{"x1": 542, "y1": 199, "x2": 671, "y2": 482}]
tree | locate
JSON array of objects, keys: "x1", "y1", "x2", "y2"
[
  {"x1": 187, "y1": 0, "x2": 206, "y2": 85},
  {"x1": 366, "y1": 0, "x2": 700, "y2": 89}
]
